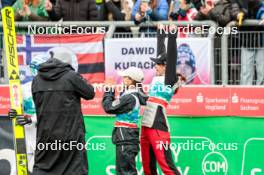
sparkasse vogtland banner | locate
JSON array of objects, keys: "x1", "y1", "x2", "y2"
[
  {"x1": 104, "y1": 38, "x2": 211, "y2": 85},
  {"x1": 1, "y1": 86, "x2": 264, "y2": 175}
]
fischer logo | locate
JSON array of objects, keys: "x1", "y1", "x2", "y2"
[{"x1": 4, "y1": 8, "x2": 16, "y2": 68}]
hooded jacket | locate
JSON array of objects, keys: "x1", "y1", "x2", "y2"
[
  {"x1": 32, "y1": 58, "x2": 95, "y2": 175},
  {"x1": 102, "y1": 88, "x2": 148, "y2": 145}
]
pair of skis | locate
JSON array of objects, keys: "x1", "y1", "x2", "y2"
[{"x1": 1, "y1": 7, "x2": 28, "y2": 175}]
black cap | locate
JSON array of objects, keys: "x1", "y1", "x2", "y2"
[{"x1": 150, "y1": 53, "x2": 167, "y2": 65}]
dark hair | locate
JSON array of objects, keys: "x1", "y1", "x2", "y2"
[
  {"x1": 128, "y1": 78, "x2": 139, "y2": 86},
  {"x1": 136, "y1": 81, "x2": 146, "y2": 94},
  {"x1": 128, "y1": 78, "x2": 146, "y2": 94}
]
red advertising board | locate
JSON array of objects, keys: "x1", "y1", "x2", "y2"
[
  {"x1": 229, "y1": 87, "x2": 264, "y2": 116},
  {"x1": 168, "y1": 87, "x2": 231, "y2": 116},
  {"x1": 0, "y1": 85, "x2": 263, "y2": 116},
  {"x1": 0, "y1": 86, "x2": 10, "y2": 115}
]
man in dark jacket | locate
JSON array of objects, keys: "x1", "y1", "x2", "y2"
[
  {"x1": 45, "y1": 0, "x2": 98, "y2": 21},
  {"x1": 32, "y1": 49, "x2": 95, "y2": 175},
  {"x1": 195, "y1": 0, "x2": 233, "y2": 27}
]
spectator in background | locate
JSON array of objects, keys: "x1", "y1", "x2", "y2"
[
  {"x1": 168, "y1": 0, "x2": 197, "y2": 37},
  {"x1": 195, "y1": 0, "x2": 233, "y2": 27},
  {"x1": 45, "y1": 0, "x2": 98, "y2": 21},
  {"x1": 12, "y1": 0, "x2": 49, "y2": 21},
  {"x1": 98, "y1": 0, "x2": 134, "y2": 33},
  {"x1": 169, "y1": 0, "x2": 197, "y2": 22},
  {"x1": 132, "y1": 0, "x2": 168, "y2": 24},
  {"x1": 99, "y1": 0, "x2": 133, "y2": 21},
  {"x1": 190, "y1": 0, "x2": 203, "y2": 11},
  {"x1": 230, "y1": 0, "x2": 248, "y2": 25},
  {"x1": 231, "y1": 0, "x2": 264, "y2": 85},
  {"x1": 2, "y1": 0, "x2": 17, "y2": 7},
  {"x1": 50, "y1": 0, "x2": 56, "y2": 5},
  {"x1": 132, "y1": 0, "x2": 168, "y2": 36}
]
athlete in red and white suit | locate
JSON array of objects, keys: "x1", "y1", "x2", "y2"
[{"x1": 140, "y1": 28, "x2": 184, "y2": 175}]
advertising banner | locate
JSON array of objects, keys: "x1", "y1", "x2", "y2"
[
  {"x1": 84, "y1": 116, "x2": 264, "y2": 175},
  {"x1": 0, "y1": 86, "x2": 10, "y2": 115},
  {"x1": 16, "y1": 34, "x2": 105, "y2": 83},
  {"x1": 1, "y1": 86, "x2": 264, "y2": 116},
  {"x1": 105, "y1": 38, "x2": 211, "y2": 85}
]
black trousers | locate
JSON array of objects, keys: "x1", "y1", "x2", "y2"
[{"x1": 116, "y1": 144, "x2": 139, "y2": 175}]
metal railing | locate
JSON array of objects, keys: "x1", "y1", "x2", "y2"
[
  {"x1": 1, "y1": 20, "x2": 263, "y2": 85},
  {"x1": 0, "y1": 20, "x2": 218, "y2": 85},
  {"x1": 221, "y1": 20, "x2": 264, "y2": 85},
  {"x1": 0, "y1": 20, "x2": 218, "y2": 37}
]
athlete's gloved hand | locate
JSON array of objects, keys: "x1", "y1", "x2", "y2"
[
  {"x1": 8, "y1": 109, "x2": 18, "y2": 118},
  {"x1": 8, "y1": 109, "x2": 32, "y2": 126},
  {"x1": 16, "y1": 115, "x2": 32, "y2": 126}
]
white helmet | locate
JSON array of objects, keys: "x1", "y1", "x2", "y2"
[
  {"x1": 47, "y1": 47, "x2": 78, "y2": 72},
  {"x1": 118, "y1": 67, "x2": 144, "y2": 82},
  {"x1": 30, "y1": 53, "x2": 49, "y2": 76}
]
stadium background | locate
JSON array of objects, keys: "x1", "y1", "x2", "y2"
[{"x1": 0, "y1": 2, "x2": 264, "y2": 174}]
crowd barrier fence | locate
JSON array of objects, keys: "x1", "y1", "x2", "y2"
[{"x1": 0, "y1": 20, "x2": 263, "y2": 85}]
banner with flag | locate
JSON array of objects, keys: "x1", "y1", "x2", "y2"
[
  {"x1": 16, "y1": 34, "x2": 105, "y2": 83},
  {"x1": 105, "y1": 38, "x2": 211, "y2": 84}
]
